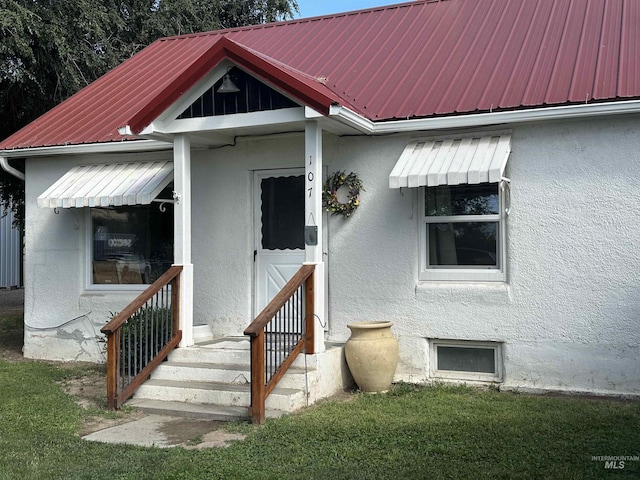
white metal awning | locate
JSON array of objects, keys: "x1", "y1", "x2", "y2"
[
  {"x1": 37, "y1": 161, "x2": 173, "y2": 208},
  {"x1": 389, "y1": 134, "x2": 511, "y2": 188}
]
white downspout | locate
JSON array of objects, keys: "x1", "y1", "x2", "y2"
[{"x1": 0, "y1": 157, "x2": 25, "y2": 181}]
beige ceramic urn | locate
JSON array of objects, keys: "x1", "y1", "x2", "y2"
[{"x1": 345, "y1": 321, "x2": 399, "y2": 392}]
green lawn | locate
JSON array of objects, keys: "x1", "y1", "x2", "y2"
[
  {"x1": 0, "y1": 312, "x2": 23, "y2": 361},
  {"x1": 0, "y1": 357, "x2": 638, "y2": 480}
]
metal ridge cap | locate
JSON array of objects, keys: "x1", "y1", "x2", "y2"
[{"x1": 156, "y1": 0, "x2": 431, "y2": 41}]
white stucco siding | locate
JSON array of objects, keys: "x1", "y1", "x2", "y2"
[
  {"x1": 191, "y1": 147, "x2": 252, "y2": 335},
  {"x1": 23, "y1": 151, "x2": 173, "y2": 362},
  {"x1": 191, "y1": 134, "x2": 316, "y2": 336},
  {"x1": 21, "y1": 115, "x2": 640, "y2": 396},
  {"x1": 21, "y1": 135, "x2": 315, "y2": 361},
  {"x1": 325, "y1": 115, "x2": 640, "y2": 395}
]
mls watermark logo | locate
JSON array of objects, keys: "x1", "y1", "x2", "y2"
[
  {"x1": 605, "y1": 460, "x2": 624, "y2": 470},
  {"x1": 591, "y1": 455, "x2": 639, "y2": 470}
]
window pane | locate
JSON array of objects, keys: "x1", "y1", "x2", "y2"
[
  {"x1": 261, "y1": 176, "x2": 304, "y2": 250},
  {"x1": 437, "y1": 346, "x2": 496, "y2": 373},
  {"x1": 426, "y1": 183, "x2": 499, "y2": 216},
  {"x1": 428, "y1": 222, "x2": 498, "y2": 267},
  {"x1": 92, "y1": 204, "x2": 173, "y2": 285}
]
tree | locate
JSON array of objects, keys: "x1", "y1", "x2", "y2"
[{"x1": 0, "y1": 0, "x2": 299, "y2": 226}]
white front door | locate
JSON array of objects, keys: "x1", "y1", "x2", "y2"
[{"x1": 254, "y1": 169, "x2": 306, "y2": 316}]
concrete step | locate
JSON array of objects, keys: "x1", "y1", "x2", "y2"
[
  {"x1": 126, "y1": 398, "x2": 287, "y2": 420},
  {"x1": 170, "y1": 342, "x2": 321, "y2": 370},
  {"x1": 128, "y1": 337, "x2": 324, "y2": 420},
  {"x1": 195, "y1": 337, "x2": 250, "y2": 349},
  {"x1": 153, "y1": 361, "x2": 313, "y2": 390},
  {"x1": 153, "y1": 362, "x2": 251, "y2": 384},
  {"x1": 196, "y1": 336, "x2": 307, "y2": 351},
  {"x1": 134, "y1": 379, "x2": 308, "y2": 412},
  {"x1": 126, "y1": 399, "x2": 249, "y2": 421},
  {"x1": 169, "y1": 346, "x2": 250, "y2": 365}
]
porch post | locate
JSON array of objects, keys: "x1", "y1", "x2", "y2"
[
  {"x1": 174, "y1": 134, "x2": 194, "y2": 347},
  {"x1": 304, "y1": 121, "x2": 325, "y2": 354}
]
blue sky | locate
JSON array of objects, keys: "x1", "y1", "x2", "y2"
[{"x1": 295, "y1": 1, "x2": 397, "y2": 19}]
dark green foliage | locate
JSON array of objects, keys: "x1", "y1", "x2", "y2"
[
  {"x1": 119, "y1": 305, "x2": 173, "y2": 376},
  {"x1": 0, "y1": 164, "x2": 24, "y2": 227},
  {"x1": 0, "y1": 0, "x2": 299, "y2": 222}
]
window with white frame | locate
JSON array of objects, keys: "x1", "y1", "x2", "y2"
[
  {"x1": 430, "y1": 340, "x2": 503, "y2": 382},
  {"x1": 420, "y1": 182, "x2": 506, "y2": 282},
  {"x1": 89, "y1": 201, "x2": 173, "y2": 287}
]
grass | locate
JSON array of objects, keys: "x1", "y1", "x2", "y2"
[
  {"x1": 1, "y1": 310, "x2": 639, "y2": 479},
  {"x1": 0, "y1": 362, "x2": 638, "y2": 480},
  {"x1": 0, "y1": 311, "x2": 23, "y2": 358}
]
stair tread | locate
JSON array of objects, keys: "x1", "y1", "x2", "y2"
[
  {"x1": 194, "y1": 337, "x2": 250, "y2": 348},
  {"x1": 127, "y1": 399, "x2": 247, "y2": 416},
  {"x1": 126, "y1": 399, "x2": 287, "y2": 420},
  {"x1": 142, "y1": 378, "x2": 303, "y2": 395},
  {"x1": 126, "y1": 399, "x2": 248, "y2": 421},
  {"x1": 161, "y1": 361, "x2": 313, "y2": 373},
  {"x1": 191, "y1": 337, "x2": 306, "y2": 352},
  {"x1": 164, "y1": 361, "x2": 249, "y2": 370}
]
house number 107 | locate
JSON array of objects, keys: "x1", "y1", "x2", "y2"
[{"x1": 308, "y1": 155, "x2": 314, "y2": 197}]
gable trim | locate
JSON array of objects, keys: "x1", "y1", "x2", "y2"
[
  {"x1": 146, "y1": 107, "x2": 306, "y2": 136},
  {"x1": 126, "y1": 37, "x2": 341, "y2": 135}
]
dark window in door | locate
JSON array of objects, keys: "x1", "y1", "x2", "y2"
[{"x1": 260, "y1": 175, "x2": 304, "y2": 250}]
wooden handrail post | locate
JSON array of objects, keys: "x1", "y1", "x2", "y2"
[
  {"x1": 244, "y1": 264, "x2": 315, "y2": 423},
  {"x1": 244, "y1": 265, "x2": 314, "y2": 337},
  {"x1": 249, "y1": 331, "x2": 266, "y2": 424},
  {"x1": 102, "y1": 266, "x2": 183, "y2": 410},
  {"x1": 172, "y1": 274, "x2": 181, "y2": 335},
  {"x1": 304, "y1": 271, "x2": 315, "y2": 355},
  {"x1": 106, "y1": 331, "x2": 117, "y2": 410}
]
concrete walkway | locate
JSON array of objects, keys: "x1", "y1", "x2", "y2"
[
  {"x1": 82, "y1": 414, "x2": 246, "y2": 449},
  {"x1": 1, "y1": 290, "x2": 245, "y2": 450}
]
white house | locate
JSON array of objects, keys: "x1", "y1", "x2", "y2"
[{"x1": 1, "y1": 0, "x2": 639, "y2": 418}]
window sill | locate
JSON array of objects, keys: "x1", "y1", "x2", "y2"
[
  {"x1": 419, "y1": 269, "x2": 505, "y2": 283},
  {"x1": 416, "y1": 281, "x2": 511, "y2": 303},
  {"x1": 83, "y1": 284, "x2": 148, "y2": 294},
  {"x1": 430, "y1": 375, "x2": 504, "y2": 385}
]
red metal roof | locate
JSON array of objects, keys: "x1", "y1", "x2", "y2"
[{"x1": 2, "y1": 0, "x2": 639, "y2": 150}]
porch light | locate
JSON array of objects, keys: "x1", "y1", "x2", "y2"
[{"x1": 217, "y1": 68, "x2": 240, "y2": 94}]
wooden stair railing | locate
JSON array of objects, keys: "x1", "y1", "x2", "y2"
[
  {"x1": 244, "y1": 264, "x2": 315, "y2": 424},
  {"x1": 101, "y1": 265, "x2": 183, "y2": 410}
]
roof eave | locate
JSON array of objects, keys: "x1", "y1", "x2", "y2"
[
  {"x1": 0, "y1": 139, "x2": 172, "y2": 159},
  {"x1": 330, "y1": 100, "x2": 640, "y2": 134},
  {"x1": 6, "y1": 99, "x2": 640, "y2": 158}
]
